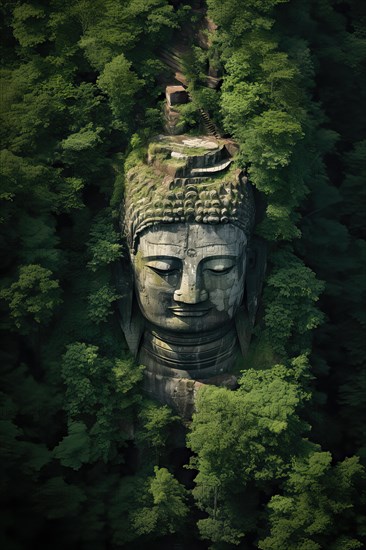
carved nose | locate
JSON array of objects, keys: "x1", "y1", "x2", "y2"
[{"x1": 173, "y1": 271, "x2": 208, "y2": 304}]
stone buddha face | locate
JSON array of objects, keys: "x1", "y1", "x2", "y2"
[{"x1": 131, "y1": 223, "x2": 247, "y2": 333}]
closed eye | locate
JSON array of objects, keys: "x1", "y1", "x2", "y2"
[
  {"x1": 145, "y1": 260, "x2": 180, "y2": 276},
  {"x1": 205, "y1": 266, "x2": 234, "y2": 274},
  {"x1": 148, "y1": 266, "x2": 179, "y2": 276}
]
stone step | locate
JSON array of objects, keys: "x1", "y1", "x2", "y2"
[
  {"x1": 190, "y1": 158, "x2": 232, "y2": 175},
  {"x1": 203, "y1": 126, "x2": 220, "y2": 139},
  {"x1": 159, "y1": 53, "x2": 182, "y2": 72},
  {"x1": 159, "y1": 48, "x2": 188, "y2": 73},
  {"x1": 160, "y1": 47, "x2": 185, "y2": 61},
  {"x1": 160, "y1": 51, "x2": 182, "y2": 64},
  {"x1": 176, "y1": 147, "x2": 227, "y2": 171},
  {"x1": 174, "y1": 71, "x2": 188, "y2": 86},
  {"x1": 204, "y1": 128, "x2": 220, "y2": 138}
]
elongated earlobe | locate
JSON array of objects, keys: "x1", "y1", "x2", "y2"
[
  {"x1": 234, "y1": 305, "x2": 251, "y2": 357},
  {"x1": 245, "y1": 237, "x2": 267, "y2": 327},
  {"x1": 235, "y1": 238, "x2": 266, "y2": 357}
]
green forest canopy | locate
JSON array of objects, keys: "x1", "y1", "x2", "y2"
[{"x1": 0, "y1": 0, "x2": 365, "y2": 548}]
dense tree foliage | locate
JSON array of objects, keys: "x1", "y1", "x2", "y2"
[{"x1": 1, "y1": 0, "x2": 365, "y2": 548}]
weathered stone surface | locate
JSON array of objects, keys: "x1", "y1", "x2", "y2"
[
  {"x1": 143, "y1": 371, "x2": 237, "y2": 418},
  {"x1": 166, "y1": 85, "x2": 189, "y2": 106},
  {"x1": 119, "y1": 134, "x2": 265, "y2": 417},
  {"x1": 143, "y1": 371, "x2": 203, "y2": 419},
  {"x1": 164, "y1": 86, "x2": 190, "y2": 134},
  {"x1": 132, "y1": 224, "x2": 247, "y2": 333}
]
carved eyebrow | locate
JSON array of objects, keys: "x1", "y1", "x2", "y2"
[
  {"x1": 143, "y1": 255, "x2": 182, "y2": 262},
  {"x1": 145, "y1": 260, "x2": 180, "y2": 274},
  {"x1": 203, "y1": 254, "x2": 239, "y2": 261},
  {"x1": 203, "y1": 255, "x2": 237, "y2": 263},
  {"x1": 144, "y1": 241, "x2": 244, "y2": 250},
  {"x1": 188, "y1": 243, "x2": 245, "y2": 249},
  {"x1": 144, "y1": 241, "x2": 183, "y2": 247}
]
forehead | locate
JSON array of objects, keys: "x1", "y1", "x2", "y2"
[{"x1": 138, "y1": 223, "x2": 247, "y2": 257}]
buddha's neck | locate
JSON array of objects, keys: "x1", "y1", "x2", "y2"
[{"x1": 138, "y1": 322, "x2": 239, "y2": 380}]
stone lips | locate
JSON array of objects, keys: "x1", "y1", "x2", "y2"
[{"x1": 123, "y1": 171, "x2": 255, "y2": 254}]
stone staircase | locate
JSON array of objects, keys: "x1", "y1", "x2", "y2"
[
  {"x1": 158, "y1": 46, "x2": 221, "y2": 138},
  {"x1": 199, "y1": 107, "x2": 220, "y2": 138}
]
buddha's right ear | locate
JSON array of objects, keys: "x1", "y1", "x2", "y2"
[{"x1": 115, "y1": 257, "x2": 144, "y2": 357}]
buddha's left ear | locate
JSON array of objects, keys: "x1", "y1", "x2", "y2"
[
  {"x1": 245, "y1": 236, "x2": 267, "y2": 326},
  {"x1": 235, "y1": 236, "x2": 267, "y2": 357}
]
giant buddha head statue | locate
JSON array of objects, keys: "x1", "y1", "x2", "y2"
[{"x1": 118, "y1": 135, "x2": 265, "y2": 417}]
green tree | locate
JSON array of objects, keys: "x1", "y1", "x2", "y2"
[
  {"x1": 136, "y1": 400, "x2": 179, "y2": 460},
  {"x1": 264, "y1": 250, "x2": 325, "y2": 355},
  {"x1": 188, "y1": 358, "x2": 313, "y2": 545},
  {"x1": 61, "y1": 343, "x2": 143, "y2": 462},
  {"x1": 259, "y1": 453, "x2": 366, "y2": 550},
  {"x1": 0, "y1": 264, "x2": 61, "y2": 333},
  {"x1": 97, "y1": 54, "x2": 142, "y2": 130},
  {"x1": 132, "y1": 467, "x2": 189, "y2": 537}
]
